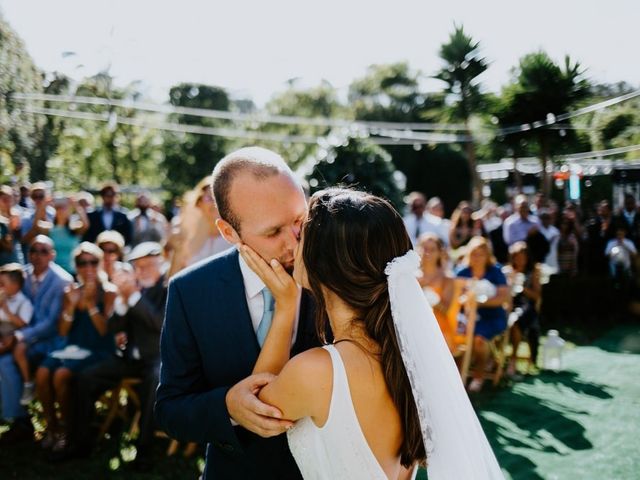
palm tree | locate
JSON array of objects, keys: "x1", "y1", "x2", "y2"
[
  {"x1": 434, "y1": 25, "x2": 489, "y2": 206},
  {"x1": 495, "y1": 52, "x2": 590, "y2": 198}
]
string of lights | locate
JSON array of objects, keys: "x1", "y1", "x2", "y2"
[
  {"x1": 13, "y1": 88, "x2": 639, "y2": 140},
  {"x1": 22, "y1": 105, "x2": 467, "y2": 145},
  {"x1": 14, "y1": 87, "x2": 639, "y2": 148},
  {"x1": 11, "y1": 93, "x2": 469, "y2": 131}
]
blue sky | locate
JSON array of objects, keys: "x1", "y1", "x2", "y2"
[{"x1": 1, "y1": 0, "x2": 637, "y2": 105}]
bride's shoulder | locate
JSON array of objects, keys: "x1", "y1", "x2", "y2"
[
  {"x1": 260, "y1": 347, "x2": 333, "y2": 421},
  {"x1": 283, "y1": 347, "x2": 333, "y2": 387}
]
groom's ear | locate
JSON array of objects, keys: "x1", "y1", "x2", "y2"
[{"x1": 216, "y1": 218, "x2": 241, "y2": 245}]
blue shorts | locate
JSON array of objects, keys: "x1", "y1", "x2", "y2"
[
  {"x1": 39, "y1": 353, "x2": 106, "y2": 374},
  {"x1": 474, "y1": 317, "x2": 507, "y2": 341}
]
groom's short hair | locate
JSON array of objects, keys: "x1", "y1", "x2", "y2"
[{"x1": 212, "y1": 146, "x2": 294, "y2": 233}]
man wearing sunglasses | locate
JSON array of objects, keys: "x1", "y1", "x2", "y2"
[
  {"x1": 0, "y1": 235, "x2": 72, "y2": 444},
  {"x1": 19, "y1": 182, "x2": 55, "y2": 260},
  {"x1": 73, "y1": 241, "x2": 167, "y2": 467}
]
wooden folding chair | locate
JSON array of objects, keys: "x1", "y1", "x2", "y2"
[
  {"x1": 97, "y1": 377, "x2": 142, "y2": 441},
  {"x1": 450, "y1": 279, "x2": 478, "y2": 384},
  {"x1": 453, "y1": 278, "x2": 511, "y2": 387}
]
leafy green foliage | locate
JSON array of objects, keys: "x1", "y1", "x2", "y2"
[
  {"x1": 0, "y1": 13, "x2": 43, "y2": 182},
  {"x1": 590, "y1": 100, "x2": 640, "y2": 152},
  {"x1": 307, "y1": 137, "x2": 405, "y2": 210},
  {"x1": 260, "y1": 82, "x2": 343, "y2": 168},
  {"x1": 433, "y1": 25, "x2": 490, "y2": 205},
  {"x1": 493, "y1": 51, "x2": 591, "y2": 195},
  {"x1": 44, "y1": 74, "x2": 165, "y2": 196},
  {"x1": 349, "y1": 63, "x2": 432, "y2": 123},
  {"x1": 161, "y1": 83, "x2": 230, "y2": 197},
  {"x1": 433, "y1": 24, "x2": 489, "y2": 121}
]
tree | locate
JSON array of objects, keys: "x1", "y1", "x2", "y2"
[
  {"x1": 161, "y1": 83, "x2": 230, "y2": 197},
  {"x1": 348, "y1": 62, "x2": 471, "y2": 213},
  {"x1": 261, "y1": 81, "x2": 343, "y2": 168},
  {"x1": 589, "y1": 98, "x2": 640, "y2": 152},
  {"x1": 0, "y1": 13, "x2": 43, "y2": 182},
  {"x1": 307, "y1": 137, "x2": 405, "y2": 210},
  {"x1": 433, "y1": 25, "x2": 489, "y2": 206},
  {"x1": 494, "y1": 51, "x2": 590, "y2": 198},
  {"x1": 30, "y1": 72, "x2": 70, "y2": 181},
  {"x1": 46, "y1": 74, "x2": 165, "y2": 193}
]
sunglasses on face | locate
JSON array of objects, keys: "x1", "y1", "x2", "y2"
[
  {"x1": 100, "y1": 246, "x2": 120, "y2": 254},
  {"x1": 30, "y1": 248, "x2": 51, "y2": 255},
  {"x1": 76, "y1": 258, "x2": 100, "y2": 268},
  {"x1": 32, "y1": 193, "x2": 45, "y2": 201}
]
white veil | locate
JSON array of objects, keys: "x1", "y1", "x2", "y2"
[{"x1": 385, "y1": 250, "x2": 504, "y2": 480}]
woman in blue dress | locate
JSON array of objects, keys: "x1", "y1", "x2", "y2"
[
  {"x1": 456, "y1": 236, "x2": 510, "y2": 393},
  {"x1": 48, "y1": 195, "x2": 89, "y2": 275},
  {"x1": 35, "y1": 242, "x2": 116, "y2": 455}
]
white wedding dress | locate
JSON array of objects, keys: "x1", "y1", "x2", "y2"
[
  {"x1": 286, "y1": 251, "x2": 504, "y2": 480},
  {"x1": 287, "y1": 344, "x2": 417, "y2": 480}
]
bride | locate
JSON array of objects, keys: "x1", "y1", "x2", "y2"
[{"x1": 240, "y1": 187, "x2": 503, "y2": 480}]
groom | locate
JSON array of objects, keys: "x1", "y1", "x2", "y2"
[{"x1": 155, "y1": 147, "x2": 320, "y2": 479}]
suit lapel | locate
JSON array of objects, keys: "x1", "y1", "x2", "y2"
[{"x1": 219, "y1": 250, "x2": 260, "y2": 367}]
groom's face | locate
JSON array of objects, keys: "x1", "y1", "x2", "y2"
[{"x1": 221, "y1": 171, "x2": 307, "y2": 272}]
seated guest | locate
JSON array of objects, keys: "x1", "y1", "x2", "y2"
[
  {"x1": 605, "y1": 225, "x2": 637, "y2": 279},
  {"x1": 0, "y1": 264, "x2": 34, "y2": 403},
  {"x1": 456, "y1": 236, "x2": 509, "y2": 393},
  {"x1": 417, "y1": 233, "x2": 455, "y2": 350},
  {"x1": 502, "y1": 242, "x2": 542, "y2": 378},
  {"x1": 0, "y1": 185, "x2": 24, "y2": 265},
  {"x1": 450, "y1": 201, "x2": 484, "y2": 249},
  {"x1": 48, "y1": 195, "x2": 89, "y2": 275},
  {"x1": 35, "y1": 242, "x2": 115, "y2": 457},
  {"x1": 96, "y1": 230, "x2": 126, "y2": 280},
  {"x1": 74, "y1": 242, "x2": 167, "y2": 467},
  {"x1": 0, "y1": 236, "x2": 72, "y2": 444},
  {"x1": 20, "y1": 182, "x2": 55, "y2": 260}
]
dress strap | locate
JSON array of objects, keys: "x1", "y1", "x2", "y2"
[{"x1": 321, "y1": 344, "x2": 352, "y2": 415}]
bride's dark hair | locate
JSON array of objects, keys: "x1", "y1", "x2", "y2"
[{"x1": 302, "y1": 187, "x2": 426, "y2": 467}]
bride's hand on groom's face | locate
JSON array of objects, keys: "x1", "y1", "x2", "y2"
[
  {"x1": 240, "y1": 244, "x2": 298, "y2": 309},
  {"x1": 226, "y1": 372, "x2": 294, "y2": 438}
]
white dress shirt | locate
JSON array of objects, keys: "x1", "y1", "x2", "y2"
[
  {"x1": 0, "y1": 291, "x2": 33, "y2": 336},
  {"x1": 403, "y1": 213, "x2": 449, "y2": 246},
  {"x1": 238, "y1": 252, "x2": 301, "y2": 345}
]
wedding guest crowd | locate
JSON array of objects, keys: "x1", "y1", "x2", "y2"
[
  {"x1": 0, "y1": 176, "x2": 240, "y2": 468},
  {"x1": 404, "y1": 188, "x2": 640, "y2": 391}
]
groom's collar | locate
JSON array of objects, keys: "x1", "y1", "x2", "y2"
[{"x1": 238, "y1": 249, "x2": 265, "y2": 299}]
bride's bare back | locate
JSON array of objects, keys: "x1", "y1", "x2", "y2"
[{"x1": 259, "y1": 340, "x2": 413, "y2": 480}]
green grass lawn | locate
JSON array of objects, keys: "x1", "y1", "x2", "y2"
[
  {"x1": 3, "y1": 325, "x2": 639, "y2": 479},
  {"x1": 473, "y1": 325, "x2": 640, "y2": 480}
]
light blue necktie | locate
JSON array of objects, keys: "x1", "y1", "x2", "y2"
[{"x1": 256, "y1": 288, "x2": 275, "y2": 347}]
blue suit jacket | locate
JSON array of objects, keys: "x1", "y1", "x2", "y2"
[
  {"x1": 155, "y1": 248, "x2": 319, "y2": 480},
  {"x1": 83, "y1": 207, "x2": 133, "y2": 245},
  {"x1": 21, "y1": 262, "x2": 73, "y2": 354}
]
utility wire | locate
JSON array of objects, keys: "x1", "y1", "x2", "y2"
[{"x1": 22, "y1": 105, "x2": 466, "y2": 145}]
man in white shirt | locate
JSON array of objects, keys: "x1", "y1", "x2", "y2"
[
  {"x1": 503, "y1": 195, "x2": 540, "y2": 246},
  {"x1": 403, "y1": 192, "x2": 449, "y2": 246}
]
